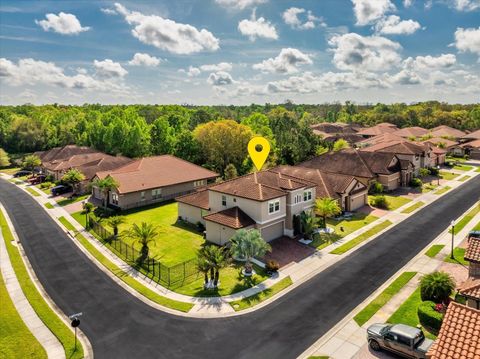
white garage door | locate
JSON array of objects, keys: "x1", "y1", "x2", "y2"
[
  {"x1": 261, "y1": 221, "x2": 284, "y2": 242},
  {"x1": 349, "y1": 193, "x2": 366, "y2": 211}
]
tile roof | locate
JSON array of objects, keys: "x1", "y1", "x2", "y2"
[
  {"x1": 356, "y1": 132, "x2": 405, "y2": 146},
  {"x1": 356, "y1": 123, "x2": 399, "y2": 136},
  {"x1": 203, "y1": 207, "x2": 255, "y2": 229},
  {"x1": 360, "y1": 140, "x2": 428, "y2": 155},
  {"x1": 460, "y1": 139, "x2": 480, "y2": 149},
  {"x1": 43, "y1": 152, "x2": 106, "y2": 171},
  {"x1": 462, "y1": 129, "x2": 480, "y2": 140},
  {"x1": 465, "y1": 237, "x2": 480, "y2": 263},
  {"x1": 459, "y1": 278, "x2": 480, "y2": 300},
  {"x1": 76, "y1": 156, "x2": 132, "y2": 180},
  {"x1": 426, "y1": 302, "x2": 480, "y2": 359},
  {"x1": 96, "y1": 155, "x2": 219, "y2": 194},
  {"x1": 38, "y1": 145, "x2": 98, "y2": 163},
  {"x1": 393, "y1": 126, "x2": 430, "y2": 138},
  {"x1": 176, "y1": 189, "x2": 210, "y2": 210},
  {"x1": 424, "y1": 137, "x2": 458, "y2": 149},
  {"x1": 430, "y1": 125, "x2": 466, "y2": 138},
  {"x1": 357, "y1": 151, "x2": 402, "y2": 175},
  {"x1": 310, "y1": 122, "x2": 360, "y2": 134}
]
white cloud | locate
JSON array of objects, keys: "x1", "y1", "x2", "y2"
[
  {"x1": 128, "y1": 53, "x2": 161, "y2": 67},
  {"x1": 207, "y1": 71, "x2": 235, "y2": 86},
  {"x1": 35, "y1": 12, "x2": 90, "y2": 35},
  {"x1": 180, "y1": 66, "x2": 201, "y2": 77},
  {"x1": 407, "y1": 54, "x2": 457, "y2": 70},
  {"x1": 449, "y1": 0, "x2": 480, "y2": 11},
  {"x1": 282, "y1": 7, "x2": 325, "y2": 30},
  {"x1": 328, "y1": 33, "x2": 402, "y2": 72},
  {"x1": 351, "y1": 0, "x2": 396, "y2": 26},
  {"x1": 403, "y1": 0, "x2": 414, "y2": 7},
  {"x1": 215, "y1": 0, "x2": 267, "y2": 10},
  {"x1": 238, "y1": 10, "x2": 278, "y2": 41},
  {"x1": 200, "y1": 62, "x2": 233, "y2": 72},
  {"x1": 454, "y1": 27, "x2": 480, "y2": 56},
  {"x1": 114, "y1": 3, "x2": 219, "y2": 55},
  {"x1": 101, "y1": 8, "x2": 117, "y2": 15},
  {"x1": 93, "y1": 59, "x2": 128, "y2": 78},
  {"x1": 390, "y1": 69, "x2": 422, "y2": 85},
  {"x1": 375, "y1": 15, "x2": 421, "y2": 35},
  {"x1": 253, "y1": 48, "x2": 312, "y2": 74}
]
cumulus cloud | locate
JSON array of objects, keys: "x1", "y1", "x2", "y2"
[
  {"x1": 207, "y1": 71, "x2": 235, "y2": 86},
  {"x1": 114, "y1": 3, "x2": 219, "y2": 54},
  {"x1": 215, "y1": 0, "x2": 267, "y2": 10},
  {"x1": 403, "y1": 0, "x2": 414, "y2": 7},
  {"x1": 282, "y1": 7, "x2": 325, "y2": 30},
  {"x1": 454, "y1": 27, "x2": 480, "y2": 56},
  {"x1": 328, "y1": 33, "x2": 402, "y2": 72},
  {"x1": 374, "y1": 15, "x2": 421, "y2": 35},
  {"x1": 128, "y1": 53, "x2": 161, "y2": 67},
  {"x1": 449, "y1": 0, "x2": 480, "y2": 11},
  {"x1": 35, "y1": 12, "x2": 90, "y2": 35},
  {"x1": 238, "y1": 10, "x2": 278, "y2": 41},
  {"x1": 200, "y1": 62, "x2": 233, "y2": 72},
  {"x1": 253, "y1": 48, "x2": 312, "y2": 74},
  {"x1": 93, "y1": 59, "x2": 128, "y2": 78},
  {"x1": 101, "y1": 8, "x2": 117, "y2": 15},
  {"x1": 351, "y1": 0, "x2": 396, "y2": 26},
  {"x1": 390, "y1": 69, "x2": 422, "y2": 85},
  {"x1": 407, "y1": 54, "x2": 457, "y2": 70},
  {"x1": 179, "y1": 66, "x2": 201, "y2": 77}
]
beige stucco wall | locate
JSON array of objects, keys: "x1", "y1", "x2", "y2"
[
  {"x1": 259, "y1": 220, "x2": 285, "y2": 241},
  {"x1": 178, "y1": 202, "x2": 208, "y2": 225},
  {"x1": 285, "y1": 187, "x2": 316, "y2": 230},
  {"x1": 205, "y1": 221, "x2": 255, "y2": 245},
  {"x1": 378, "y1": 173, "x2": 400, "y2": 191},
  {"x1": 395, "y1": 154, "x2": 422, "y2": 175}
]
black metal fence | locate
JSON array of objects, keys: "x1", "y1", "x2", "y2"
[{"x1": 88, "y1": 218, "x2": 199, "y2": 287}]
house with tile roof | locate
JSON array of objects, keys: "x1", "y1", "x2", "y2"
[
  {"x1": 464, "y1": 235, "x2": 480, "y2": 278},
  {"x1": 429, "y1": 125, "x2": 466, "y2": 139},
  {"x1": 461, "y1": 128, "x2": 480, "y2": 141},
  {"x1": 459, "y1": 278, "x2": 480, "y2": 310},
  {"x1": 356, "y1": 122, "x2": 399, "y2": 138},
  {"x1": 94, "y1": 155, "x2": 219, "y2": 210},
  {"x1": 393, "y1": 126, "x2": 430, "y2": 139},
  {"x1": 310, "y1": 122, "x2": 364, "y2": 144}
]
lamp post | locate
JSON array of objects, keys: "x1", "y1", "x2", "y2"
[
  {"x1": 450, "y1": 220, "x2": 455, "y2": 260},
  {"x1": 437, "y1": 165, "x2": 440, "y2": 186}
]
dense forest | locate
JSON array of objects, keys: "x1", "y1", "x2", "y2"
[{"x1": 0, "y1": 101, "x2": 479, "y2": 176}]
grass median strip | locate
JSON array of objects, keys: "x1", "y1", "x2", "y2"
[
  {"x1": 443, "y1": 247, "x2": 469, "y2": 266},
  {"x1": 453, "y1": 164, "x2": 473, "y2": 171},
  {"x1": 44, "y1": 202, "x2": 54, "y2": 209},
  {"x1": 401, "y1": 201, "x2": 425, "y2": 214},
  {"x1": 57, "y1": 216, "x2": 193, "y2": 312},
  {"x1": 449, "y1": 205, "x2": 480, "y2": 235},
  {"x1": 330, "y1": 220, "x2": 393, "y2": 255},
  {"x1": 26, "y1": 187, "x2": 41, "y2": 197},
  {"x1": 0, "y1": 211, "x2": 84, "y2": 359},
  {"x1": 229, "y1": 276, "x2": 293, "y2": 311},
  {"x1": 425, "y1": 244, "x2": 445, "y2": 258},
  {"x1": 353, "y1": 272, "x2": 417, "y2": 326},
  {"x1": 458, "y1": 175, "x2": 471, "y2": 182},
  {"x1": 434, "y1": 186, "x2": 451, "y2": 195},
  {"x1": 439, "y1": 171, "x2": 459, "y2": 181}
]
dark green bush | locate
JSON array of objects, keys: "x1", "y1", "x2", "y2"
[
  {"x1": 420, "y1": 271, "x2": 455, "y2": 303},
  {"x1": 369, "y1": 195, "x2": 389, "y2": 209},
  {"x1": 369, "y1": 181, "x2": 384, "y2": 194},
  {"x1": 410, "y1": 178, "x2": 423, "y2": 187},
  {"x1": 418, "y1": 301, "x2": 443, "y2": 331},
  {"x1": 428, "y1": 167, "x2": 439, "y2": 176}
]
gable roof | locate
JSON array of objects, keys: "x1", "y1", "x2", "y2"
[
  {"x1": 460, "y1": 139, "x2": 480, "y2": 149},
  {"x1": 310, "y1": 122, "x2": 360, "y2": 134},
  {"x1": 424, "y1": 137, "x2": 458, "y2": 148},
  {"x1": 465, "y1": 237, "x2": 480, "y2": 263},
  {"x1": 462, "y1": 129, "x2": 480, "y2": 140},
  {"x1": 360, "y1": 140, "x2": 428, "y2": 155},
  {"x1": 357, "y1": 151, "x2": 403, "y2": 175},
  {"x1": 393, "y1": 126, "x2": 429, "y2": 138},
  {"x1": 37, "y1": 145, "x2": 98, "y2": 163},
  {"x1": 76, "y1": 155, "x2": 132, "y2": 180},
  {"x1": 426, "y1": 302, "x2": 480, "y2": 359},
  {"x1": 176, "y1": 189, "x2": 210, "y2": 210},
  {"x1": 459, "y1": 278, "x2": 480, "y2": 300},
  {"x1": 96, "y1": 155, "x2": 218, "y2": 194},
  {"x1": 356, "y1": 123, "x2": 399, "y2": 137},
  {"x1": 356, "y1": 132, "x2": 405, "y2": 146},
  {"x1": 203, "y1": 207, "x2": 255, "y2": 229},
  {"x1": 430, "y1": 125, "x2": 466, "y2": 138}
]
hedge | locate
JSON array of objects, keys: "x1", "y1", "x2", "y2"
[{"x1": 417, "y1": 301, "x2": 443, "y2": 332}]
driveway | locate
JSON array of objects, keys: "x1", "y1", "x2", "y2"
[
  {"x1": 1, "y1": 175, "x2": 479, "y2": 359},
  {"x1": 262, "y1": 237, "x2": 315, "y2": 268}
]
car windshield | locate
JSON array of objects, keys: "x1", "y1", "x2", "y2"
[
  {"x1": 380, "y1": 325, "x2": 392, "y2": 335},
  {"x1": 414, "y1": 331, "x2": 425, "y2": 346}
]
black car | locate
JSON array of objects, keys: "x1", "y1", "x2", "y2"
[
  {"x1": 13, "y1": 170, "x2": 32, "y2": 178},
  {"x1": 51, "y1": 185, "x2": 72, "y2": 196}
]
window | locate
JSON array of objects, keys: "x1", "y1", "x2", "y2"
[
  {"x1": 194, "y1": 180, "x2": 205, "y2": 187},
  {"x1": 303, "y1": 190, "x2": 312, "y2": 201},
  {"x1": 269, "y1": 200, "x2": 280, "y2": 214},
  {"x1": 221, "y1": 195, "x2": 227, "y2": 206},
  {"x1": 397, "y1": 335, "x2": 411, "y2": 347},
  {"x1": 112, "y1": 193, "x2": 118, "y2": 205},
  {"x1": 140, "y1": 191, "x2": 145, "y2": 201},
  {"x1": 294, "y1": 194, "x2": 302, "y2": 204},
  {"x1": 151, "y1": 188, "x2": 161, "y2": 199}
]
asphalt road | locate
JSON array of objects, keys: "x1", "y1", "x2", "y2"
[{"x1": 1, "y1": 176, "x2": 479, "y2": 359}]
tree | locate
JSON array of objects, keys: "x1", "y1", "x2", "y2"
[
  {"x1": 82, "y1": 202, "x2": 94, "y2": 229},
  {"x1": 315, "y1": 197, "x2": 341, "y2": 228},
  {"x1": 22, "y1": 154, "x2": 41, "y2": 171},
  {"x1": 197, "y1": 257, "x2": 212, "y2": 288},
  {"x1": 173, "y1": 130, "x2": 201, "y2": 164},
  {"x1": 61, "y1": 169, "x2": 86, "y2": 195},
  {"x1": 224, "y1": 163, "x2": 238, "y2": 180},
  {"x1": 418, "y1": 168, "x2": 430, "y2": 178},
  {"x1": 230, "y1": 229, "x2": 271, "y2": 275},
  {"x1": 300, "y1": 211, "x2": 320, "y2": 240},
  {"x1": 0, "y1": 148, "x2": 10, "y2": 167},
  {"x1": 150, "y1": 117, "x2": 175, "y2": 155},
  {"x1": 106, "y1": 215, "x2": 126, "y2": 239},
  {"x1": 91, "y1": 176, "x2": 119, "y2": 211},
  {"x1": 332, "y1": 139, "x2": 349, "y2": 152},
  {"x1": 420, "y1": 271, "x2": 455, "y2": 303},
  {"x1": 129, "y1": 222, "x2": 158, "y2": 263},
  {"x1": 198, "y1": 245, "x2": 228, "y2": 288}
]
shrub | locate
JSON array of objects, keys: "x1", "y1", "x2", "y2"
[
  {"x1": 196, "y1": 221, "x2": 205, "y2": 232},
  {"x1": 429, "y1": 167, "x2": 439, "y2": 176},
  {"x1": 265, "y1": 260, "x2": 280, "y2": 273},
  {"x1": 40, "y1": 181, "x2": 52, "y2": 189},
  {"x1": 370, "y1": 195, "x2": 389, "y2": 209},
  {"x1": 420, "y1": 271, "x2": 455, "y2": 303},
  {"x1": 418, "y1": 300, "x2": 443, "y2": 331},
  {"x1": 369, "y1": 181, "x2": 384, "y2": 194},
  {"x1": 410, "y1": 178, "x2": 423, "y2": 188},
  {"x1": 45, "y1": 174, "x2": 54, "y2": 182}
]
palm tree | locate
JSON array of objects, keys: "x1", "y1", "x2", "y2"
[
  {"x1": 230, "y1": 229, "x2": 271, "y2": 275},
  {"x1": 82, "y1": 202, "x2": 94, "y2": 229},
  {"x1": 91, "y1": 176, "x2": 119, "y2": 211},
  {"x1": 315, "y1": 197, "x2": 341, "y2": 228},
  {"x1": 61, "y1": 168, "x2": 86, "y2": 195},
  {"x1": 106, "y1": 215, "x2": 126, "y2": 239},
  {"x1": 300, "y1": 211, "x2": 320, "y2": 240},
  {"x1": 197, "y1": 256, "x2": 212, "y2": 288},
  {"x1": 420, "y1": 271, "x2": 455, "y2": 303},
  {"x1": 128, "y1": 222, "x2": 158, "y2": 263},
  {"x1": 198, "y1": 245, "x2": 228, "y2": 288},
  {"x1": 22, "y1": 154, "x2": 41, "y2": 171}
]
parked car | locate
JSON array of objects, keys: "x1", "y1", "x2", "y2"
[
  {"x1": 27, "y1": 175, "x2": 46, "y2": 185},
  {"x1": 51, "y1": 185, "x2": 72, "y2": 196},
  {"x1": 366, "y1": 323, "x2": 433, "y2": 359},
  {"x1": 13, "y1": 170, "x2": 32, "y2": 178}
]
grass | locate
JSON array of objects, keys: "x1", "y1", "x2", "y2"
[
  {"x1": 439, "y1": 171, "x2": 459, "y2": 181},
  {"x1": 425, "y1": 245, "x2": 445, "y2": 258},
  {"x1": 476, "y1": 167, "x2": 480, "y2": 173},
  {"x1": 330, "y1": 220, "x2": 393, "y2": 255},
  {"x1": 443, "y1": 247, "x2": 469, "y2": 266},
  {"x1": 25, "y1": 187, "x2": 41, "y2": 197},
  {"x1": 36, "y1": 183, "x2": 53, "y2": 195},
  {"x1": 0, "y1": 167, "x2": 21, "y2": 174},
  {"x1": 44, "y1": 202, "x2": 54, "y2": 209},
  {"x1": 458, "y1": 175, "x2": 471, "y2": 182},
  {"x1": 446, "y1": 156, "x2": 467, "y2": 163},
  {"x1": 0, "y1": 270, "x2": 47, "y2": 359},
  {"x1": 388, "y1": 287, "x2": 436, "y2": 340},
  {"x1": 229, "y1": 276, "x2": 293, "y2": 311},
  {"x1": 368, "y1": 194, "x2": 412, "y2": 211},
  {"x1": 56, "y1": 194, "x2": 89, "y2": 207},
  {"x1": 0, "y1": 211, "x2": 84, "y2": 358},
  {"x1": 434, "y1": 186, "x2": 451, "y2": 195},
  {"x1": 353, "y1": 272, "x2": 417, "y2": 326},
  {"x1": 310, "y1": 214, "x2": 378, "y2": 250},
  {"x1": 449, "y1": 206, "x2": 480, "y2": 234},
  {"x1": 422, "y1": 183, "x2": 439, "y2": 193},
  {"x1": 401, "y1": 201, "x2": 425, "y2": 214},
  {"x1": 473, "y1": 222, "x2": 480, "y2": 231},
  {"x1": 57, "y1": 216, "x2": 194, "y2": 312},
  {"x1": 453, "y1": 164, "x2": 473, "y2": 171}
]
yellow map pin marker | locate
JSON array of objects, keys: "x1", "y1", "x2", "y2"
[{"x1": 248, "y1": 136, "x2": 270, "y2": 171}]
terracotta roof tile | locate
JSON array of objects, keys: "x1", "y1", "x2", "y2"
[
  {"x1": 39, "y1": 145, "x2": 98, "y2": 163},
  {"x1": 459, "y1": 278, "x2": 480, "y2": 300},
  {"x1": 360, "y1": 140, "x2": 428, "y2": 155},
  {"x1": 393, "y1": 126, "x2": 430, "y2": 138},
  {"x1": 462, "y1": 129, "x2": 480, "y2": 140},
  {"x1": 203, "y1": 207, "x2": 255, "y2": 229},
  {"x1": 356, "y1": 132, "x2": 405, "y2": 146},
  {"x1": 465, "y1": 237, "x2": 480, "y2": 263},
  {"x1": 424, "y1": 137, "x2": 458, "y2": 148},
  {"x1": 427, "y1": 302, "x2": 480, "y2": 359},
  {"x1": 357, "y1": 151, "x2": 403, "y2": 175},
  {"x1": 176, "y1": 189, "x2": 210, "y2": 210},
  {"x1": 430, "y1": 125, "x2": 466, "y2": 138},
  {"x1": 356, "y1": 123, "x2": 399, "y2": 136},
  {"x1": 460, "y1": 139, "x2": 480, "y2": 149}
]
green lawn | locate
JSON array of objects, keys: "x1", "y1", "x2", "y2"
[
  {"x1": 0, "y1": 270, "x2": 47, "y2": 359},
  {"x1": 401, "y1": 201, "x2": 425, "y2": 214},
  {"x1": 443, "y1": 247, "x2": 469, "y2": 266},
  {"x1": 458, "y1": 175, "x2": 471, "y2": 182},
  {"x1": 446, "y1": 156, "x2": 467, "y2": 163},
  {"x1": 0, "y1": 211, "x2": 84, "y2": 359},
  {"x1": 57, "y1": 216, "x2": 193, "y2": 312},
  {"x1": 453, "y1": 164, "x2": 473, "y2": 171},
  {"x1": 439, "y1": 171, "x2": 459, "y2": 181},
  {"x1": 230, "y1": 276, "x2": 293, "y2": 311},
  {"x1": 422, "y1": 183, "x2": 439, "y2": 193},
  {"x1": 25, "y1": 187, "x2": 41, "y2": 197},
  {"x1": 310, "y1": 214, "x2": 378, "y2": 250},
  {"x1": 476, "y1": 167, "x2": 480, "y2": 173},
  {"x1": 354, "y1": 272, "x2": 417, "y2": 326},
  {"x1": 473, "y1": 222, "x2": 480, "y2": 231},
  {"x1": 388, "y1": 287, "x2": 436, "y2": 339},
  {"x1": 330, "y1": 220, "x2": 393, "y2": 255},
  {"x1": 56, "y1": 194, "x2": 89, "y2": 207},
  {"x1": 0, "y1": 167, "x2": 21, "y2": 174},
  {"x1": 449, "y1": 206, "x2": 480, "y2": 234},
  {"x1": 44, "y1": 202, "x2": 54, "y2": 209},
  {"x1": 425, "y1": 245, "x2": 445, "y2": 258},
  {"x1": 36, "y1": 183, "x2": 53, "y2": 195},
  {"x1": 368, "y1": 194, "x2": 412, "y2": 211},
  {"x1": 434, "y1": 186, "x2": 451, "y2": 195}
]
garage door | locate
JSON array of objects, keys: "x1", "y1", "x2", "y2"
[
  {"x1": 349, "y1": 193, "x2": 366, "y2": 211},
  {"x1": 261, "y1": 221, "x2": 284, "y2": 242}
]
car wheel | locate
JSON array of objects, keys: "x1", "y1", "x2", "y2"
[{"x1": 369, "y1": 340, "x2": 381, "y2": 351}]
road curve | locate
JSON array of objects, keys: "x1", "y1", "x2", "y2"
[{"x1": 1, "y1": 177, "x2": 479, "y2": 359}]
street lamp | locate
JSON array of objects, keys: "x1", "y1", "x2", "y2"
[
  {"x1": 437, "y1": 165, "x2": 441, "y2": 186},
  {"x1": 450, "y1": 220, "x2": 455, "y2": 260}
]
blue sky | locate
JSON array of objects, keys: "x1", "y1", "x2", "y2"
[{"x1": 0, "y1": 0, "x2": 479, "y2": 105}]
